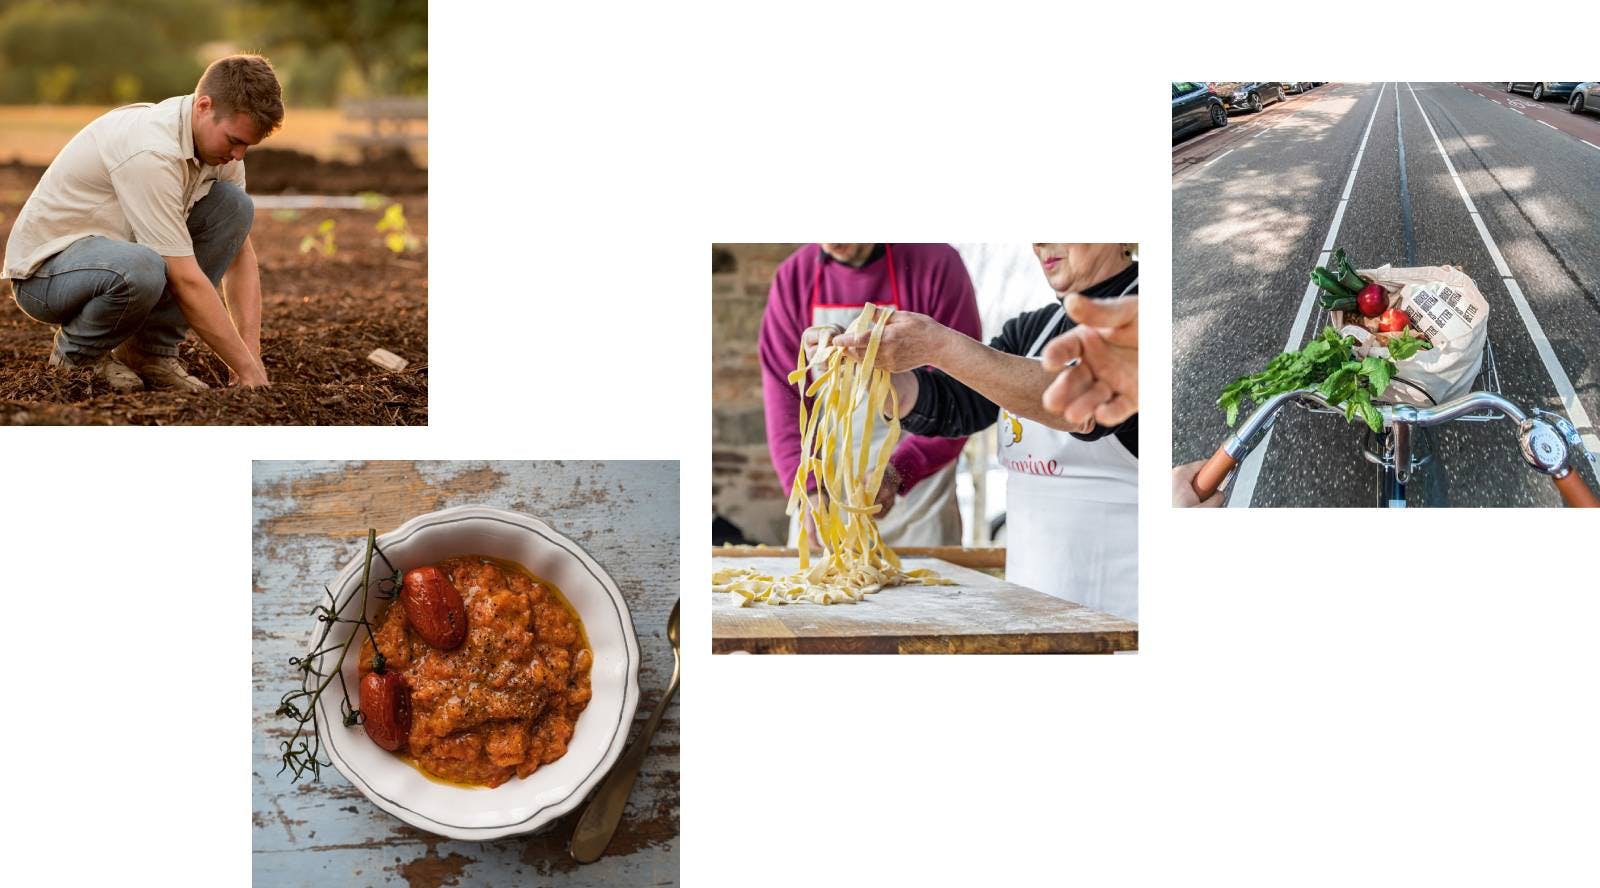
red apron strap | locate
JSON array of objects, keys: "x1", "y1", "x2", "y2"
[
  {"x1": 809, "y1": 247, "x2": 825, "y2": 306},
  {"x1": 884, "y1": 243, "x2": 900, "y2": 307},
  {"x1": 810, "y1": 244, "x2": 899, "y2": 312}
]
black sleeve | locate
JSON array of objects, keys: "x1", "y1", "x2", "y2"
[
  {"x1": 900, "y1": 306, "x2": 1057, "y2": 439},
  {"x1": 1073, "y1": 414, "x2": 1139, "y2": 458},
  {"x1": 901, "y1": 366, "x2": 999, "y2": 439}
]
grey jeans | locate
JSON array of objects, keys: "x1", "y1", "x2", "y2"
[{"x1": 8, "y1": 180, "x2": 253, "y2": 364}]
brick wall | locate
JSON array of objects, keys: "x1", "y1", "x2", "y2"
[{"x1": 711, "y1": 243, "x2": 802, "y2": 545}]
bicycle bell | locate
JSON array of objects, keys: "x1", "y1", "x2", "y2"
[{"x1": 1517, "y1": 413, "x2": 1573, "y2": 476}]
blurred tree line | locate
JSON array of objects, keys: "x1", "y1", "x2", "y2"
[{"x1": 0, "y1": 0, "x2": 426, "y2": 105}]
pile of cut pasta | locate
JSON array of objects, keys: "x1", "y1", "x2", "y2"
[{"x1": 713, "y1": 303, "x2": 952, "y2": 606}]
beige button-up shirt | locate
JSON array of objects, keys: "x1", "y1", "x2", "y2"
[{"x1": 2, "y1": 94, "x2": 247, "y2": 280}]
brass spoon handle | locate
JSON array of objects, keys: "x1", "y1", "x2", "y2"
[{"x1": 570, "y1": 656, "x2": 679, "y2": 863}]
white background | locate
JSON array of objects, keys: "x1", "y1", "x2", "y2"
[{"x1": 2, "y1": 3, "x2": 1598, "y2": 885}]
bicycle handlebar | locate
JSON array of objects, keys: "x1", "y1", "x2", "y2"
[
  {"x1": 1191, "y1": 389, "x2": 1598, "y2": 506},
  {"x1": 1554, "y1": 471, "x2": 1600, "y2": 508}
]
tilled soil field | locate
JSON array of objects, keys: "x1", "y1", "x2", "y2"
[{"x1": 0, "y1": 150, "x2": 427, "y2": 424}]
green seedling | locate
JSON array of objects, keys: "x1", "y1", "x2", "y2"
[
  {"x1": 376, "y1": 203, "x2": 419, "y2": 254},
  {"x1": 299, "y1": 218, "x2": 336, "y2": 257}
]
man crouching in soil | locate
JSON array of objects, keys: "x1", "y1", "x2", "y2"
[{"x1": 0, "y1": 54, "x2": 281, "y2": 391}]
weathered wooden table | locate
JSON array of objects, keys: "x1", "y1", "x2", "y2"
[
  {"x1": 253, "y1": 461, "x2": 679, "y2": 886},
  {"x1": 712, "y1": 555, "x2": 1138, "y2": 654}
]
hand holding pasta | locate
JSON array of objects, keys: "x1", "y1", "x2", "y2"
[
  {"x1": 714, "y1": 303, "x2": 951, "y2": 605},
  {"x1": 802, "y1": 324, "x2": 845, "y2": 366},
  {"x1": 830, "y1": 309, "x2": 942, "y2": 373}
]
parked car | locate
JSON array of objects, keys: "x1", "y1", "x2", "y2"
[
  {"x1": 1569, "y1": 82, "x2": 1600, "y2": 116},
  {"x1": 1282, "y1": 82, "x2": 1307, "y2": 94},
  {"x1": 1506, "y1": 82, "x2": 1584, "y2": 101},
  {"x1": 1212, "y1": 82, "x2": 1286, "y2": 113},
  {"x1": 1173, "y1": 81, "x2": 1226, "y2": 140}
]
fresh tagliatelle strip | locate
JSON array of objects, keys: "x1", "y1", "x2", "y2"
[{"x1": 715, "y1": 302, "x2": 954, "y2": 607}]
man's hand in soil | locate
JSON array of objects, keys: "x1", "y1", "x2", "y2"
[
  {"x1": 222, "y1": 235, "x2": 265, "y2": 369},
  {"x1": 229, "y1": 363, "x2": 271, "y2": 388},
  {"x1": 164, "y1": 254, "x2": 269, "y2": 387}
]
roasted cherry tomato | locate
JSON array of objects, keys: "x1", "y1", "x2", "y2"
[{"x1": 360, "y1": 670, "x2": 412, "y2": 752}]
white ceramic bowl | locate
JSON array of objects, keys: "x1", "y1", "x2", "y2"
[{"x1": 311, "y1": 505, "x2": 641, "y2": 840}]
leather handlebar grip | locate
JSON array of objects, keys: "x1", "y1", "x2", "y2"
[
  {"x1": 1553, "y1": 471, "x2": 1600, "y2": 508},
  {"x1": 1191, "y1": 447, "x2": 1238, "y2": 502}
]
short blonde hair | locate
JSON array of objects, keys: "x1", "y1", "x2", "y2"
[{"x1": 196, "y1": 54, "x2": 285, "y2": 137}]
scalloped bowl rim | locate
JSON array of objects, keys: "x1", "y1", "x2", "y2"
[{"x1": 310, "y1": 505, "x2": 641, "y2": 840}]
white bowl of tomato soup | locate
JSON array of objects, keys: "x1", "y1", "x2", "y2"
[{"x1": 311, "y1": 505, "x2": 642, "y2": 840}]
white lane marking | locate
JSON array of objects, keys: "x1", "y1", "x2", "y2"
[
  {"x1": 1229, "y1": 82, "x2": 1390, "y2": 508},
  {"x1": 1174, "y1": 121, "x2": 1234, "y2": 153},
  {"x1": 1469, "y1": 211, "x2": 1513, "y2": 277},
  {"x1": 1501, "y1": 280, "x2": 1600, "y2": 454},
  {"x1": 1491, "y1": 99, "x2": 1501, "y2": 105},
  {"x1": 1250, "y1": 110, "x2": 1305, "y2": 143},
  {"x1": 1584, "y1": 140, "x2": 1600, "y2": 151},
  {"x1": 1510, "y1": 108, "x2": 1524, "y2": 115},
  {"x1": 1538, "y1": 120, "x2": 1559, "y2": 130},
  {"x1": 1174, "y1": 102, "x2": 1295, "y2": 168},
  {"x1": 1283, "y1": 251, "x2": 1331, "y2": 363},
  {"x1": 1202, "y1": 147, "x2": 1236, "y2": 168},
  {"x1": 1406, "y1": 81, "x2": 1600, "y2": 454},
  {"x1": 1321, "y1": 201, "x2": 1350, "y2": 252}
]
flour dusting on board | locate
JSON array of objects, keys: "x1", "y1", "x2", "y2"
[{"x1": 712, "y1": 557, "x2": 1139, "y2": 644}]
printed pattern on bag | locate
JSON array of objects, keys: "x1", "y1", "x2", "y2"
[{"x1": 1357, "y1": 265, "x2": 1492, "y2": 405}]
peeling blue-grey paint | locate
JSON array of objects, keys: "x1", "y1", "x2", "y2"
[{"x1": 253, "y1": 461, "x2": 680, "y2": 886}]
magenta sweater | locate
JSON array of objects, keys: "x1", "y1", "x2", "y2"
[{"x1": 758, "y1": 244, "x2": 981, "y2": 497}]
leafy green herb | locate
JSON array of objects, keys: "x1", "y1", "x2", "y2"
[
  {"x1": 1217, "y1": 325, "x2": 1398, "y2": 434},
  {"x1": 1385, "y1": 327, "x2": 1433, "y2": 362},
  {"x1": 1361, "y1": 355, "x2": 1394, "y2": 396}
]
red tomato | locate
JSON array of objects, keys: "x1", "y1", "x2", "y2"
[{"x1": 1378, "y1": 308, "x2": 1409, "y2": 333}]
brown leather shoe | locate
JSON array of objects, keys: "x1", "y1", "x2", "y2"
[
  {"x1": 47, "y1": 345, "x2": 144, "y2": 392},
  {"x1": 112, "y1": 344, "x2": 210, "y2": 392},
  {"x1": 137, "y1": 356, "x2": 211, "y2": 392}
]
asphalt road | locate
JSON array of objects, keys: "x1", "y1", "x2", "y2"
[{"x1": 1173, "y1": 82, "x2": 1600, "y2": 507}]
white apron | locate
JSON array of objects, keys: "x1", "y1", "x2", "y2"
[
  {"x1": 787, "y1": 245, "x2": 962, "y2": 547},
  {"x1": 1000, "y1": 302, "x2": 1139, "y2": 621}
]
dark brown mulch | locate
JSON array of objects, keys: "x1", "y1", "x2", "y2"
[
  {"x1": 243, "y1": 147, "x2": 428, "y2": 195},
  {"x1": 2, "y1": 147, "x2": 427, "y2": 197},
  {"x1": 0, "y1": 164, "x2": 428, "y2": 425},
  {"x1": 1, "y1": 374, "x2": 426, "y2": 425}
]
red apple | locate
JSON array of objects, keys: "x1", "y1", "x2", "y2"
[
  {"x1": 1378, "y1": 308, "x2": 1409, "y2": 333},
  {"x1": 1357, "y1": 283, "x2": 1387, "y2": 318}
]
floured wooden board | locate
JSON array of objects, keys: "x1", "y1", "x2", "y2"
[{"x1": 712, "y1": 557, "x2": 1137, "y2": 654}]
